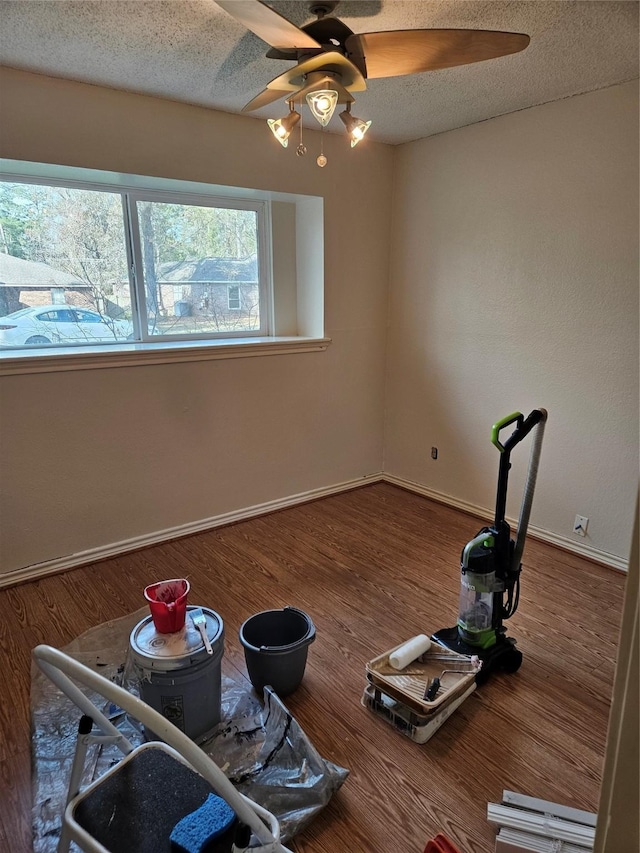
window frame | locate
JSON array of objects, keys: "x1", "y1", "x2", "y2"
[{"x1": 126, "y1": 190, "x2": 271, "y2": 342}]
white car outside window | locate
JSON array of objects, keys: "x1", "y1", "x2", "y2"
[{"x1": 0, "y1": 306, "x2": 133, "y2": 348}]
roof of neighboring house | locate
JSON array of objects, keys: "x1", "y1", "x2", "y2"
[
  {"x1": 0, "y1": 252, "x2": 89, "y2": 288},
  {"x1": 157, "y1": 256, "x2": 258, "y2": 284}
]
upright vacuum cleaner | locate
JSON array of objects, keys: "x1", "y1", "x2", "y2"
[{"x1": 432, "y1": 408, "x2": 547, "y2": 682}]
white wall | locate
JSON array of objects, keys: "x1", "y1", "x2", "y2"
[
  {"x1": 1, "y1": 69, "x2": 637, "y2": 578},
  {"x1": 385, "y1": 81, "x2": 639, "y2": 565},
  {"x1": 0, "y1": 67, "x2": 393, "y2": 577}
]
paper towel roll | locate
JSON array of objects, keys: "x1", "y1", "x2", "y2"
[{"x1": 389, "y1": 634, "x2": 431, "y2": 670}]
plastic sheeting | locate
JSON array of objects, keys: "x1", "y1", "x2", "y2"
[{"x1": 31, "y1": 608, "x2": 348, "y2": 851}]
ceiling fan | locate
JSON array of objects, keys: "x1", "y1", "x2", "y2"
[{"x1": 215, "y1": 0, "x2": 530, "y2": 157}]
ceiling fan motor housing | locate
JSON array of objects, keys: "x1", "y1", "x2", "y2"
[
  {"x1": 309, "y1": 2, "x2": 340, "y2": 18},
  {"x1": 267, "y1": 7, "x2": 355, "y2": 64}
]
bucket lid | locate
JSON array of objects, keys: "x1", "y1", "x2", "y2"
[{"x1": 130, "y1": 605, "x2": 223, "y2": 671}]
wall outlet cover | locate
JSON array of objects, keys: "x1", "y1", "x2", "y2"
[{"x1": 574, "y1": 515, "x2": 589, "y2": 536}]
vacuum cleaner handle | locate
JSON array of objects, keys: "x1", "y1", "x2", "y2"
[
  {"x1": 490, "y1": 408, "x2": 548, "y2": 620},
  {"x1": 511, "y1": 409, "x2": 548, "y2": 574},
  {"x1": 491, "y1": 412, "x2": 524, "y2": 452},
  {"x1": 492, "y1": 408, "x2": 547, "y2": 539},
  {"x1": 492, "y1": 409, "x2": 546, "y2": 454}
]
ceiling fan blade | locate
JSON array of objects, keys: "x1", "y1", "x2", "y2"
[
  {"x1": 215, "y1": 0, "x2": 320, "y2": 50},
  {"x1": 345, "y1": 29, "x2": 530, "y2": 79},
  {"x1": 242, "y1": 86, "x2": 291, "y2": 112}
]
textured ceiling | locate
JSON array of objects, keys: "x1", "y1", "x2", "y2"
[{"x1": 0, "y1": 1, "x2": 638, "y2": 145}]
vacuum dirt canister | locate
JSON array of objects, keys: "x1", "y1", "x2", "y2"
[{"x1": 457, "y1": 531, "x2": 503, "y2": 649}]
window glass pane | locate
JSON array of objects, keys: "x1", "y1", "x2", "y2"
[
  {"x1": 135, "y1": 201, "x2": 261, "y2": 337},
  {"x1": 0, "y1": 182, "x2": 132, "y2": 348}
]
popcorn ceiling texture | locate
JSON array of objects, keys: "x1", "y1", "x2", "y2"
[{"x1": 0, "y1": 0, "x2": 637, "y2": 144}]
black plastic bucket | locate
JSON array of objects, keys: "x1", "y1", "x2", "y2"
[{"x1": 239, "y1": 606, "x2": 316, "y2": 697}]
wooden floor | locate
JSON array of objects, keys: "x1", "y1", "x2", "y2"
[{"x1": 0, "y1": 483, "x2": 626, "y2": 853}]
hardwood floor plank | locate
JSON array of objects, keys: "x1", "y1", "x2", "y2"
[
  {"x1": 0, "y1": 749, "x2": 32, "y2": 853},
  {"x1": 0, "y1": 484, "x2": 626, "y2": 852}
]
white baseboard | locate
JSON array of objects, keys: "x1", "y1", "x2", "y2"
[
  {"x1": 1, "y1": 471, "x2": 626, "y2": 589},
  {"x1": 382, "y1": 474, "x2": 629, "y2": 573},
  {"x1": 0, "y1": 474, "x2": 383, "y2": 589}
]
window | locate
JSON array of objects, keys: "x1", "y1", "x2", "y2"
[
  {"x1": 131, "y1": 196, "x2": 265, "y2": 338},
  {"x1": 227, "y1": 285, "x2": 241, "y2": 310},
  {"x1": 0, "y1": 161, "x2": 328, "y2": 372},
  {"x1": 0, "y1": 179, "x2": 269, "y2": 349}
]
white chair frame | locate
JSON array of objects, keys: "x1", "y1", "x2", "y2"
[{"x1": 33, "y1": 644, "x2": 293, "y2": 853}]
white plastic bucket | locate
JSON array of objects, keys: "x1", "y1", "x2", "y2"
[{"x1": 129, "y1": 605, "x2": 224, "y2": 743}]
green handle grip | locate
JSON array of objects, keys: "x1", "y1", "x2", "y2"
[{"x1": 491, "y1": 412, "x2": 523, "y2": 452}]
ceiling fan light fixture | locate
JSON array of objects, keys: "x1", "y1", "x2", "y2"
[
  {"x1": 348, "y1": 118, "x2": 372, "y2": 147},
  {"x1": 339, "y1": 106, "x2": 372, "y2": 147},
  {"x1": 267, "y1": 105, "x2": 301, "y2": 147},
  {"x1": 306, "y1": 89, "x2": 338, "y2": 127}
]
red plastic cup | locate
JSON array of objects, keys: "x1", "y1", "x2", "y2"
[
  {"x1": 144, "y1": 578, "x2": 190, "y2": 633},
  {"x1": 423, "y1": 834, "x2": 462, "y2": 853}
]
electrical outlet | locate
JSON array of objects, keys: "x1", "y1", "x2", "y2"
[
  {"x1": 431, "y1": 446, "x2": 438, "y2": 460},
  {"x1": 574, "y1": 515, "x2": 589, "y2": 537}
]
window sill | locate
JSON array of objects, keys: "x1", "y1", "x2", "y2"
[{"x1": 0, "y1": 336, "x2": 332, "y2": 375}]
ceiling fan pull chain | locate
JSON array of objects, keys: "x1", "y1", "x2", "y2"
[
  {"x1": 317, "y1": 128, "x2": 327, "y2": 168},
  {"x1": 296, "y1": 101, "x2": 307, "y2": 157}
]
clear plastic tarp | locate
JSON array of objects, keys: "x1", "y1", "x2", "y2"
[{"x1": 31, "y1": 608, "x2": 348, "y2": 851}]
